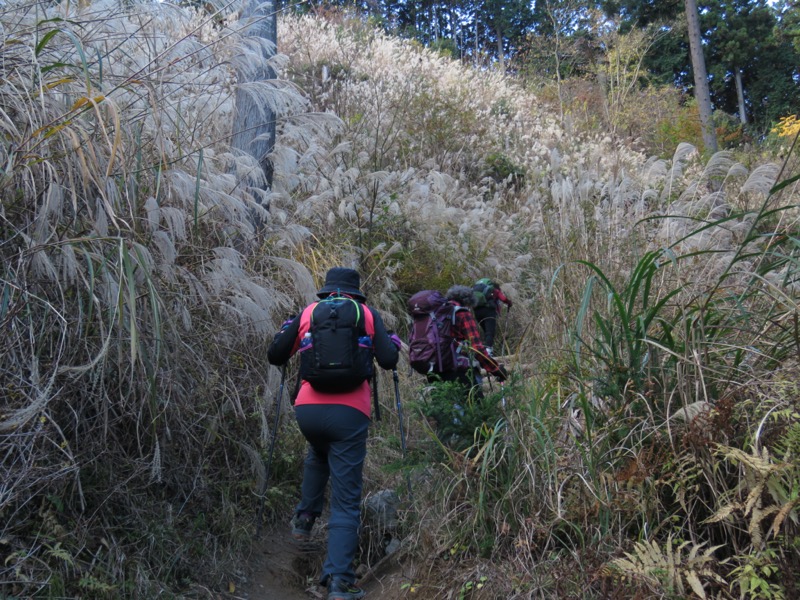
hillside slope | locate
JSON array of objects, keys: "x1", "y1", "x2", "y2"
[{"x1": 1, "y1": 2, "x2": 798, "y2": 599}]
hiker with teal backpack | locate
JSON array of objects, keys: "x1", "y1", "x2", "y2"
[
  {"x1": 267, "y1": 267, "x2": 401, "y2": 600},
  {"x1": 472, "y1": 278, "x2": 513, "y2": 357}
]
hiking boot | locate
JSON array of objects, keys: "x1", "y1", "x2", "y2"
[
  {"x1": 327, "y1": 578, "x2": 366, "y2": 600},
  {"x1": 291, "y1": 512, "x2": 315, "y2": 540}
]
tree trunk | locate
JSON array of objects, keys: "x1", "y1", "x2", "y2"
[
  {"x1": 685, "y1": 0, "x2": 718, "y2": 153},
  {"x1": 734, "y1": 66, "x2": 747, "y2": 124},
  {"x1": 231, "y1": 0, "x2": 277, "y2": 194},
  {"x1": 495, "y1": 26, "x2": 505, "y2": 73},
  {"x1": 545, "y1": 1, "x2": 565, "y2": 122},
  {"x1": 474, "y1": 18, "x2": 479, "y2": 68}
]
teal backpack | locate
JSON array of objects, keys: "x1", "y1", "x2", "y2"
[{"x1": 472, "y1": 278, "x2": 496, "y2": 308}]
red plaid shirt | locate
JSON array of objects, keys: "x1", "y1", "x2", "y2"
[{"x1": 452, "y1": 305, "x2": 500, "y2": 373}]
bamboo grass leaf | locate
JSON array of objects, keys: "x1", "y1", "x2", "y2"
[
  {"x1": 70, "y1": 95, "x2": 106, "y2": 111},
  {"x1": 35, "y1": 28, "x2": 61, "y2": 57},
  {"x1": 769, "y1": 172, "x2": 800, "y2": 194},
  {"x1": 0, "y1": 282, "x2": 10, "y2": 322},
  {"x1": 574, "y1": 260, "x2": 630, "y2": 334},
  {"x1": 54, "y1": 28, "x2": 92, "y2": 92},
  {"x1": 574, "y1": 274, "x2": 596, "y2": 364},
  {"x1": 120, "y1": 241, "x2": 138, "y2": 366},
  {"x1": 42, "y1": 76, "x2": 77, "y2": 90},
  {"x1": 194, "y1": 148, "x2": 204, "y2": 230}
]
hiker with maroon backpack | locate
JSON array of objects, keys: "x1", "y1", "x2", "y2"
[
  {"x1": 267, "y1": 267, "x2": 401, "y2": 600},
  {"x1": 407, "y1": 285, "x2": 507, "y2": 398},
  {"x1": 444, "y1": 285, "x2": 508, "y2": 389},
  {"x1": 472, "y1": 278, "x2": 513, "y2": 357}
]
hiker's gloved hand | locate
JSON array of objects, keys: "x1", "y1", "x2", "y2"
[
  {"x1": 388, "y1": 332, "x2": 403, "y2": 350},
  {"x1": 493, "y1": 364, "x2": 508, "y2": 382},
  {"x1": 506, "y1": 299, "x2": 513, "y2": 309},
  {"x1": 280, "y1": 315, "x2": 296, "y2": 332}
]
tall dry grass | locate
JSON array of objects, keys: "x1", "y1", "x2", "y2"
[
  {"x1": 273, "y1": 11, "x2": 800, "y2": 599},
  {"x1": 2, "y1": 2, "x2": 799, "y2": 598},
  {"x1": 0, "y1": 0, "x2": 317, "y2": 595}
]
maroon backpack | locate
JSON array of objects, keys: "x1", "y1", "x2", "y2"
[{"x1": 407, "y1": 290, "x2": 467, "y2": 374}]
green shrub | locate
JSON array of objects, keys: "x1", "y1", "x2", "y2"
[
  {"x1": 484, "y1": 152, "x2": 526, "y2": 188},
  {"x1": 652, "y1": 97, "x2": 704, "y2": 156},
  {"x1": 413, "y1": 377, "x2": 506, "y2": 451}
]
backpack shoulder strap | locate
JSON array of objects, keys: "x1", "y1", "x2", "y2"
[
  {"x1": 299, "y1": 302, "x2": 317, "y2": 336},
  {"x1": 449, "y1": 304, "x2": 468, "y2": 324},
  {"x1": 339, "y1": 297, "x2": 373, "y2": 335},
  {"x1": 362, "y1": 304, "x2": 375, "y2": 336}
]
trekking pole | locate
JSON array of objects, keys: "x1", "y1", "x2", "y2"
[
  {"x1": 501, "y1": 305, "x2": 511, "y2": 357},
  {"x1": 499, "y1": 381, "x2": 511, "y2": 444},
  {"x1": 372, "y1": 370, "x2": 381, "y2": 422},
  {"x1": 256, "y1": 364, "x2": 287, "y2": 537},
  {"x1": 392, "y1": 369, "x2": 413, "y2": 498}
]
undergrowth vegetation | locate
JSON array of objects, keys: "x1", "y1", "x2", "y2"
[{"x1": 1, "y1": 1, "x2": 799, "y2": 598}]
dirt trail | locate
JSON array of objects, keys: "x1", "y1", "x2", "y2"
[
  {"x1": 237, "y1": 520, "x2": 408, "y2": 600},
  {"x1": 237, "y1": 522, "x2": 321, "y2": 599}
]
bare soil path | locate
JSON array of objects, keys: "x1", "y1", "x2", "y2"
[
  {"x1": 236, "y1": 521, "x2": 409, "y2": 600},
  {"x1": 236, "y1": 522, "x2": 320, "y2": 600}
]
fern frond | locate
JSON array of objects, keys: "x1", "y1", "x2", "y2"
[
  {"x1": 610, "y1": 537, "x2": 724, "y2": 599},
  {"x1": 771, "y1": 497, "x2": 800, "y2": 537}
]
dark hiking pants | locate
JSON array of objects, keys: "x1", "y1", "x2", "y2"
[
  {"x1": 474, "y1": 305, "x2": 498, "y2": 348},
  {"x1": 294, "y1": 404, "x2": 369, "y2": 585}
]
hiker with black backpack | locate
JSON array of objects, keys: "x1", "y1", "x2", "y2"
[
  {"x1": 267, "y1": 267, "x2": 401, "y2": 600},
  {"x1": 472, "y1": 277, "x2": 513, "y2": 357}
]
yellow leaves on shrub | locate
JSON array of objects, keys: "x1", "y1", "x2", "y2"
[{"x1": 771, "y1": 115, "x2": 800, "y2": 139}]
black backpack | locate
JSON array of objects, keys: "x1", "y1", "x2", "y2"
[
  {"x1": 299, "y1": 296, "x2": 374, "y2": 393},
  {"x1": 407, "y1": 290, "x2": 467, "y2": 374}
]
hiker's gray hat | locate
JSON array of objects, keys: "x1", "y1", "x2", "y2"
[{"x1": 316, "y1": 267, "x2": 366, "y2": 301}]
